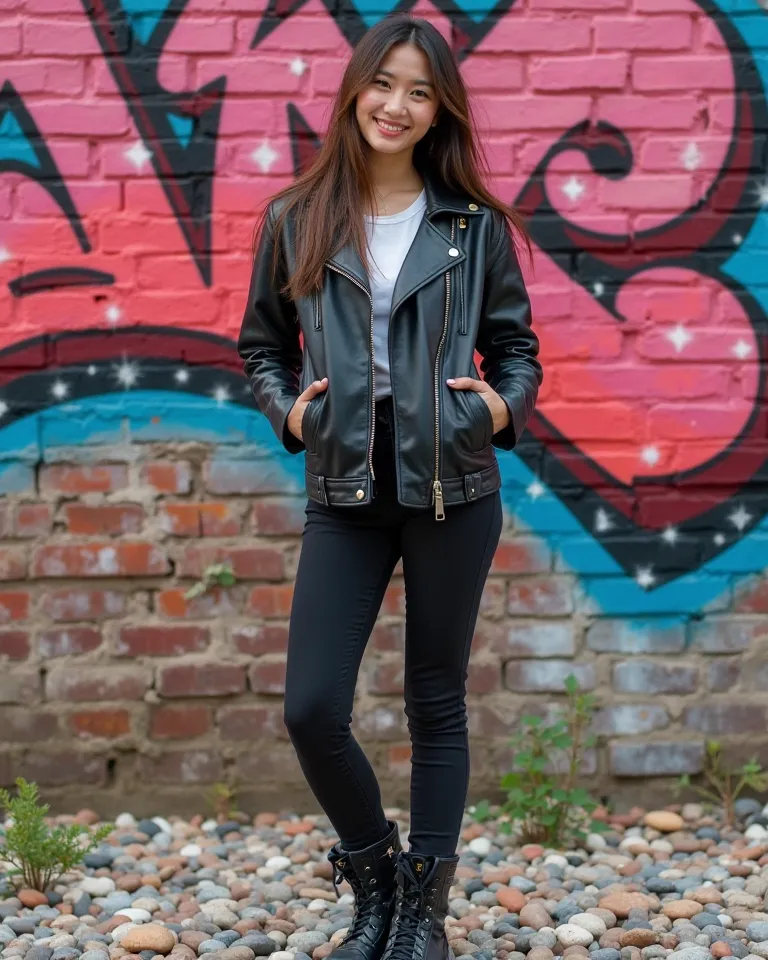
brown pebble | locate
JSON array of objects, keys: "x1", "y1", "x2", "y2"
[
  {"x1": 522, "y1": 844, "x2": 545, "y2": 861},
  {"x1": 116, "y1": 873, "x2": 143, "y2": 893},
  {"x1": 496, "y1": 887, "x2": 526, "y2": 913},
  {"x1": 313, "y1": 947, "x2": 333, "y2": 960},
  {"x1": 17, "y1": 889, "x2": 48, "y2": 908},
  {"x1": 232, "y1": 920, "x2": 260, "y2": 935},
  {"x1": 619, "y1": 929, "x2": 658, "y2": 948},
  {"x1": 660, "y1": 934, "x2": 679, "y2": 950},
  {"x1": 520, "y1": 902, "x2": 553, "y2": 930},
  {"x1": 711, "y1": 943, "x2": 732, "y2": 958},
  {"x1": 618, "y1": 862, "x2": 643, "y2": 877},
  {"x1": 180, "y1": 933, "x2": 209, "y2": 949},
  {"x1": 662, "y1": 900, "x2": 702, "y2": 920},
  {"x1": 254, "y1": 812, "x2": 279, "y2": 826},
  {"x1": 598, "y1": 894, "x2": 652, "y2": 919},
  {"x1": 528, "y1": 948, "x2": 554, "y2": 960},
  {"x1": 462, "y1": 918, "x2": 484, "y2": 932},
  {"x1": 563, "y1": 947, "x2": 590, "y2": 958}
]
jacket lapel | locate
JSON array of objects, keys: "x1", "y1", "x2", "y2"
[{"x1": 390, "y1": 216, "x2": 465, "y2": 317}]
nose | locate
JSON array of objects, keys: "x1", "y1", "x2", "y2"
[{"x1": 382, "y1": 91, "x2": 407, "y2": 116}]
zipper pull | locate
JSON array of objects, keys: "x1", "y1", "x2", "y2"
[{"x1": 433, "y1": 480, "x2": 445, "y2": 521}]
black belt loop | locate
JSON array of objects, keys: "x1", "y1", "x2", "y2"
[
  {"x1": 316, "y1": 475, "x2": 329, "y2": 505},
  {"x1": 464, "y1": 472, "x2": 479, "y2": 501}
]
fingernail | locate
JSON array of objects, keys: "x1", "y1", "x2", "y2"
[{"x1": 446, "y1": 378, "x2": 456, "y2": 385}]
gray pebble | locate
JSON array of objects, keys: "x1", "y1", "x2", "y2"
[
  {"x1": 199, "y1": 940, "x2": 228, "y2": 954},
  {"x1": 263, "y1": 883, "x2": 293, "y2": 904},
  {"x1": 286, "y1": 932, "x2": 328, "y2": 953}
]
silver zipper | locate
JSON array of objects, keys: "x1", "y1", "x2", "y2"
[
  {"x1": 313, "y1": 290, "x2": 322, "y2": 330},
  {"x1": 432, "y1": 218, "x2": 456, "y2": 521},
  {"x1": 326, "y1": 262, "x2": 376, "y2": 483}
]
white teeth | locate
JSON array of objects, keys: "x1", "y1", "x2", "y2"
[{"x1": 376, "y1": 119, "x2": 406, "y2": 132}]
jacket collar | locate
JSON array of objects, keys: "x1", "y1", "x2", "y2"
[{"x1": 325, "y1": 175, "x2": 482, "y2": 290}]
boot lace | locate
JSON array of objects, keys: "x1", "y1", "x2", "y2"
[
  {"x1": 384, "y1": 889, "x2": 426, "y2": 960},
  {"x1": 333, "y1": 862, "x2": 384, "y2": 945}
]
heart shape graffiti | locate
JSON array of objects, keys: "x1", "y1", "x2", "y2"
[{"x1": 0, "y1": 0, "x2": 765, "y2": 590}]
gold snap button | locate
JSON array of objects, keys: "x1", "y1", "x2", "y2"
[
  {"x1": 356, "y1": 489, "x2": 365, "y2": 500},
  {"x1": 448, "y1": 247, "x2": 459, "y2": 257},
  {"x1": 468, "y1": 203, "x2": 479, "y2": 211}
]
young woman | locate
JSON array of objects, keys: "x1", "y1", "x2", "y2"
[{"x1": 238, "y1": 15, "x2": 541, "y2": 960}]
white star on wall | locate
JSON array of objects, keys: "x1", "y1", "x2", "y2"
[
  {"x1": 561, "y1": 176, "x2": 585, "y2": 202},
  {"x1": 733, "y1": 233, "x2": 743, "y2": 245},
  {"x1": 732, "y1": 339, "x2": 752, "y2": 360},
  {"x1": 0, "y1": 400, "x2": 8, "y2": 418},
  {"x1": 212, "y1": 385, "x2": 231, "y2": 406},
  {"x1": 728, "y1": 504, "x2": 752, "y2": 531},
  {"x1": 681, "y1": 142, "x2": 702, "y2": 171},
  {"x1": 666, "y1": 323, "x2": 692, "y2": 353},
  {"x1": 527, "y1": 479, "x2": 545, "y2": 499},
  {"x1": 757, "y1": 180, "x2": 768, "y2": 206},
  {"x1": 87, "y1": 365, "x2": 97, "y2": 376},
  {"x1": 661, "y1": 526, "x2": 679, "y2": 545},
  {"x1": 594, "y1": 508, "x2": 613, "y2": 533},
  {"x1": 636, "y1": 566, "x2": 656, "y2": 589},
  {"x1": 289, "y1": 57, "x2": 307, "y2": 76},
  {"x1": 641, "y1": 446, "x2": 661, "y2": 467},
  {"x1": 593, "y1": 281, "x2": 605, "y2": 297},
  {"x1": 0, "y1": 246, "x2": 12, "y2": 264},
  {"x1": 51, "y1": 380, "x2": 69, "y2": 400},
  {"x1": 113, "y1": 360, "x2": 140, "y2": 389},
  {"x1": 713, "y1": 532, "x2": 726, "y2": 546},
  {"x1": 105, "y1": 304, "x2": 122, "y2": 326},
  {"x1": 175, "y1": 369, "x2": 190, "y2": 384},
  {"x1": 125, "y1": 141, "x2": 153, "y2": 171},
  {"x1": 252, "y1": 141, "x2": 279, "y2": 173}
]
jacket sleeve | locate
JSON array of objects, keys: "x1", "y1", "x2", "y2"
[
  {"x1": 476, "y1": 213, "x2": 543, "y2": 451},
  {"x1": 237, "y1": 204, "x2": 305, "y2": 454}
]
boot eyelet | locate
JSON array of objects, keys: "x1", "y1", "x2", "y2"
[{"x1": 370, "y1": 878, "x2": 377, "y2": 885}]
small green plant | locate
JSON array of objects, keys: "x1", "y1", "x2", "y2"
[
  {"x1": 476, "y1": 674, "x2": 607, "y2": 848},
  {"x1": 185, "y1": 562, "x2": 237, "y2": 600},
  {"x1": 0, "y1": 778, "x2": 113, "y2": 892},
  {"x1": 673, "y1": 739, "x2": 768, "y2": 827},
  {"x1": 206, "y1": 781, "x2": 238, "y2": 822}
]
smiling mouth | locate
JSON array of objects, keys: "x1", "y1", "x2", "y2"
[{"x1": 374, "y1": 118, "x2": 409, "y2": 132}]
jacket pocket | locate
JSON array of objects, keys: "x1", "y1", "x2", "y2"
[
  {"x1": 466, "y1": 387, "x2": 492, "y2": 448},
  {"x1": 301, "y1": 392, "x2": 326, "y2": 453}
]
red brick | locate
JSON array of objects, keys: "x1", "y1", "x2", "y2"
[
  {"x1": 0, "y1": 631, "x2": 29, "y2": 660},
  {"x1": 116, "y1": 625, "x2": 209, "y2": 657},
  {"x1": 507, "y1": 577, "x2": 573, "y2": 615},
  {"x1": 15, "y1": 751, "x2": 107, "y2": 786},
  {"x1": 708, "y1": 658, "x2": 741, "y2": 693},
  {"x1": 138, "y1": 749, "x2": 223, "y2": 783},
  {"x1": 0, "y1": 709, "x2": 58, "y2": 742},
  {"x1": 38, "y1": 627, "x2": 101, "y2": 658},
  {"x1": 62, "y1": 504, "x2": 144, "y2": 536},
  {"x1": 683, "y1": 704, "x2": 768, "y2": 735},
  {"x1": 178, "y1": 545, "x2": 284, "y2": 581},
  {"x1": 496, "y1": 622, "x2": 577, "y2": 657},
  {"x1": 231, "y1": 623, "x2": 288, "y2": 656},
  {"x1": 41, "y1": 589, "x2": 126, "y2": 621},
  {"x1": 367, "y1": 660, "x2": 404, "y2": 695},
  {"x1": 593, "y1": 704, "x2": 670, "y2": 736},
  {"x1": 479, "y1": 580, "x2": 506, "y2": 619},
  {"x1": 587, "y1": 619, "x2": 685, "y2": 653},
  {"x1": 0, "y1": 549, "x2": 27, "y2": 580},
  {"x1": 157, "y1": 663, "x2": 245, "y2": 698},
  {"x1": 688, "y1": 617, "x2": 764, "y2": 651},
  {"x1": 150, "y1": 705, "x2": 212, "y2": 739},
  {"x1": 45, "y1": 666, "x2": 149, "y2": 702},
  {"x1": 218, "y1": 705, "x2": 287, "y2": 740},
  {"x1": 200, "y1": 503, "x2": 243, "y2": 536},
  {"x1": 251, "y1": 499, "x2": 304, "y2": 536},
  {"x1": 356, "y1": 704, "x2": 407, "y2": 740},
  {"x1": 491, "y1": 538, "x2": 550, "y2": 575},
  {"x1": 387, "y1": 743, "x2": 412, "y2": 775},
  {"x1": 248, "y1": 658, "x2": 287, "y2": 694},
  {"x1": 14, "y1": 504, "x2": 53, "y2": 537},
  {"x1": 466, "y1": 660, "x2": 501, "y2": 694},
  {"x1": 467, "y1": 703, "x2": 509, "y2": 737},
  {"x1": 0, "y1": 592, "x2": 30, "y2": 623},
  {"x1": 69, "y1": 709, "x2": 131, "y2": 738},
  {"x1": 156, "y1": 588, "x2": 241, "y2": 619},
  {"x1": 370, "y1": 622, "x2": 404, "y2": 652},
  {"x1": 613, "y1": 660, "x2": 698, "y2": 694},
  {"x1": 246, "y1": 584, "x2": 294, "y2": 618},
  {"x1": 141, "y1": 461, "x2": 192, "y2": 495},
  {"x1": 610, "y1": 741, "x2": 704, "y2": 777},
  {"x1": 381, "y1": 581, "x2": 405, "y2": 615},
  {"x1": 0, "y1": 505, "x2": 9, "y2": 537},
  {"x1": 40, "y1": 464, "x2": 128, "y2": 494},
  {"x1": 158, "y1": 503, "x2": 202, "y2": 536},
  {"x1": 32, "y1": 542, "x2": 169, "y2": 578}
]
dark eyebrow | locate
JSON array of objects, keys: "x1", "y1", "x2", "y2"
[{"x1": 377, "y1": 68, "x2": 434, "y2": 88}]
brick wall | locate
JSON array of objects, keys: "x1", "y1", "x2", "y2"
[
  {"x1": 2, "y1": 0, "x2": 768, "y2": 813},
  {"x1": 0, "y1": 446, "x2": 767, "y2": 816}
]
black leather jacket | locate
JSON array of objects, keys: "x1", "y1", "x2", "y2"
[{"x1": 237, "y1": 176, "x2": 542, "y2": 519}]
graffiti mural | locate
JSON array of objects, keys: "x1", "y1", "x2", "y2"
[{"x1": 2, "y1": 0, "x2": 768, "y2": 618}]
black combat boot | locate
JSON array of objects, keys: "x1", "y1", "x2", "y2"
[
  {"x1": 326, "y1": 820, "x2": 402, "y2": 960},
  {"x1": 380, "y1": 852, "x2": 459, "y2": 960}
]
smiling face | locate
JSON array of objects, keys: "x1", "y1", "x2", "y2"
[{"x1": 355, "y1": 42, "x2": 440, "y2": 158}]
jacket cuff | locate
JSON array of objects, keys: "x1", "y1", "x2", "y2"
[
  {"x1": 267, "y1": 391, "x2": 305, "y2": 455},
  {"x1": 492, "y1": 387, "x2": 529, "y2": 451}
]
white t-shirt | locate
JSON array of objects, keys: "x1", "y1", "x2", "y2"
[{"x1": 364, "y1": 189, "x2": 427, "y2": 400}]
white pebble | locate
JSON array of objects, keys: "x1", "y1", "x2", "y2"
[
  {"x1": 718, "y1": 916, "x2": 733, "y2": 928},
  {"x1": 308, "y1": 899, "x2": 328, "y2": 913},
  {"x1": 568, "y1": 914, "x2": 607, "y2": 938},
  {"x1": 544, "y1": 854, "x2": 568, "y2": 869},
  {"x1": 201, "y1": 819, "x2": 219, "y2": 832},
  {"x1": 180, "y1": 843, "x2": 202, "y2": 857},
  {"x1": 79, "y1": 878, "x2": 116, "y2": 897},
  {"x1": 267, "y1": 933, "x2": 287, "y2": 946},
  {"x1": 151, "y1": 816, "x2": 173, "y2": 835},
  {"x1": 556, "y1": 924, "x2": 594, "y2": 947},
  {"x1": 468, "y1": 837, "x2": 491, "y2": 857},
  {"x1": 269, "y1": 953, "x2": 294, "y2": 960},
  {"x1": 586, "y1": 834, "x2": 607, "y2": 852},
  {"x1": 113, "y1": 909, "x2": 152, "y2": 923},
  {"x1": 746, "y1": 824, "x2": 768, "y2": 841},
  {"x1": 110, "y1": 924, "x2": 138, "y2": 943},
  {"x1": 266, "y1": 856, "x2": 293, "y2": 871},
  {"x1": 114, "y1": 813, "x2": 136, "y2": 829}
]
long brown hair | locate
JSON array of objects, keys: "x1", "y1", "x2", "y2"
[{"x1": 257, "y1": 14, "x2": 530, "y2": 301}]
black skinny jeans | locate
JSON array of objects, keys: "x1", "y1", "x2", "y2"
[{"x1": 283, "y1": 398, "x2": 502, "y2": 857}]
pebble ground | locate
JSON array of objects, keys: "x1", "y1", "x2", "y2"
[{"x1": 3, "y1": 802, "x2": 768, "y2": 960}]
